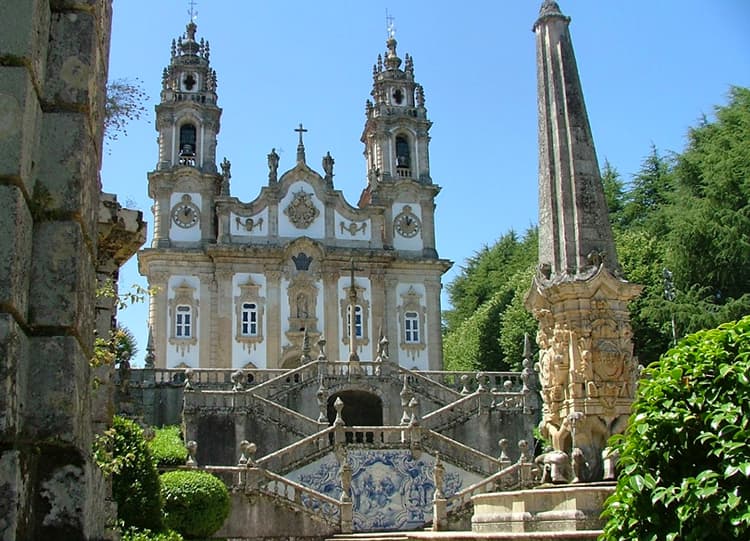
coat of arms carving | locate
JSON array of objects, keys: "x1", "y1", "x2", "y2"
[{"x1": 284, "y1": 190, "x2": 319, "y2": 229}]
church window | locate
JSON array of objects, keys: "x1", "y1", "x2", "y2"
[
  {"x1": 168, "y1": 280, "x2": 199, "y2": 355},
  {"x1": 241, "y1": 303, "x2": 258, "y2": 336},
  {"x1": 395, "y1": 135, "x2": 411, "y2": 175},
  {"x1": 235, "y1": 276, "x2": 265, "y2": 348},
  {"x1": 175, "y1": 305, "x2": 192, "y2": 337},
  {"x1": 397, "y1": 286, "x2": 427, "y2": 358},
  {"x1": 346, "y1": 305, "x2": 364, "y2": 339},
  {"x1": 404, "y1": 311, "x2": 419, "y2": 343}
]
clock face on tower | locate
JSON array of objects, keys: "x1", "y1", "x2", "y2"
[
  {"x1": 171, "y1": 194, "x2": 200, "y2": 228},
  {"x1": 394, "y1": 205, "x2": 421, "y2": 238}
]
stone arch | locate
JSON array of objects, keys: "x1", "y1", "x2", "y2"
[{"x1": 327, "y1": 389, "x2": 383, "y2": 427}]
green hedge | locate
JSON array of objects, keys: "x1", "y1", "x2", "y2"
[
  {"x1": 161, "y1": 470, "x2": 230, "y2": 539},
  {"x1": 602, "y1": 316, "x2": 750, "y2": 539},
  {"x1": 148, "y1": 425, "x2": 187, "y2": 468},
  {"x1": 96, "y1": 416, "x2": 163, "y2": 531}
]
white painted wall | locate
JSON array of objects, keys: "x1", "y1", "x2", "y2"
[
  {"x1": 391, "y1": 202, "x2": 423, "y2": 252},
  {"x1": 396, "y1": 282, "x2": 429, "y2": 371},
  {"x1": 337, "y1": 276, "x2": 373, "y2": 362},
  {"x1": 231, "y1": 273, "x2": 268, "y2": 369},
  {"x1": 334, "y1": 210, "x2": 371, "y2": 241},
  {"x1": 278, "y1": 181, "x2": 325, "y2": 239},
  {"x1": 168, "y1": 192, "x2": 202, "y2": 242},
  {"x1": 165, "y1": 274, "x2": 201, "y2": 368}
]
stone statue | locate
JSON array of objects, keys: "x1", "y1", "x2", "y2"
[
  {"x1": 268, "y1": 148, "x2": 279, "y2": 183},
  {"x1": 322, "y1": 151, "x2": 334, "y2": 186}
]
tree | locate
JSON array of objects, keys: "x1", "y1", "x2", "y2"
[
  {"x1": 104, "y1": 78, "x2": 148, "y2": 142},
  {"x1": 620, "y1": 144, "x2": 674, "y2": 233},
  {"x1": 666, "y1": 87, "x2": 750, "y2": 302},
  {"x1": 601, "y1": 159, "x2": 626, "y2": 227},
  {"x1": 602, "y1": 316, "x2": 750, "y2": 540}
]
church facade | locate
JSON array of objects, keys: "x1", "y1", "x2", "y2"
[{"x1": 138, "y1": 21, "x2": 452, "y2": 371}]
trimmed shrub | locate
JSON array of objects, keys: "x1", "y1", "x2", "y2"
[
  {"x1": 122, "y1": 527, "x2": 184, "y2": 541},
  {"x1": 148, "y1": 425, "x2": 187, "y2": 468},
  {"x1": 95, "y1": 416, "x2": 163, "y2": 531},
  {"x1": 602, "y1": 316, "x2": 750, "y2": 540},
  {"x1": 161, "y1": 470, "x2": 230, "y2": 539}
]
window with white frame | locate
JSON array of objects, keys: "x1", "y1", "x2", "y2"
[
  {"x1": 346, "y1": 305, "x2": 364, "y2": 339},
  {"x1": 404, "y1": 311, "x2": 420, "y2": 343},
  {"x1": 241, "y1": 302, "x2": 258, "y2": 336},
  {"x1": 175, "y1": 305, "x2": 192, "y2": 338}
]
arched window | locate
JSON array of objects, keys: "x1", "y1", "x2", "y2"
[
  {"x1": 175, "y1": 305, "x2": 192, "y2": 338},
  {"x1": 179, "y1": 124, "x2": 196, "y2": 158},
  {"x1": 395, "y1": 135, "x2": 411, "y2": 172},
  {"x1": 346, "y1": 305, "x2": 363, "y2": 339},
  {"x1": 241, "y1": 302, "x2": 258, "y2": 336},
  {"x1": 404, "y1": 311, "x2": 419, "y2": 343}
]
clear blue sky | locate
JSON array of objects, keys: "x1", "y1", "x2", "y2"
[{"x1": 102, "y1": 1, "x2": 750, "y2": 364}]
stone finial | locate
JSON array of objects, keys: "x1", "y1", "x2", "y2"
[
  {"x1": 459, "y1": 374, "x2": 470, "y2": 395},
  {"x1": 300, "y1": 328, "x2": 311, "y2": 364},
  {"x1": 220, "y1": 157, "x2": 231, "y2": 196},
  {"x1": 184, "y1": 367, "x2": 195, "y2": 390},
  {"x1": 316, "y1": 336, "x2": 327, "y2": 362},
  {"x1": 400, "y1": 376, "x2": 413, "y2": 425},
  {"x1": 408, "y1": 397, "x2": 420, "y2": 426},
  {"x1": 231, "y1": 369, "x2": 244, "y2": 392},
  {"x1": 316, "y1": 380, "x2": 328, "y2": 423},
  {"x1": 144, "y1": 326, "x2": 155, "y2": 368},
  {"x1": 432, "y1": 453, "x2": 445, "y2": 499},
  {"x1": 339, "y1": 460, "x2": 352, "y2": 503},
  {"x1": 238, "y1": 440, "x2": 256, "y2": 466},
  {"x1": 333, "y1": 397, "x2": 345, "y2": 427},
  {"x1": 518, "y1": 440, "x2": 531, "y2": 464},
  {"x1": 498, "y1": 438, "x2": 511, "y2": 466},
  {"x1": 186, "y1": 440, "x2": 198, "y2": 468}
]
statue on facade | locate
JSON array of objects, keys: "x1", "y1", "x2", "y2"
[{"x1": 268, "y1": 148, "x2": 280, "y2": 183}]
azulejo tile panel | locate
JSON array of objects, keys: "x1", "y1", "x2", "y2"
[{"x1": 290, "y1": 449, "x2": 482, "y2": 531}]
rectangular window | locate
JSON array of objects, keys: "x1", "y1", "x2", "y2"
[
  {"x1": 176, "y1": 305, "x2": 192, "y2": 338},
  {"x1": 347, "y1": 305, "x2": 363, "y2": 338},
  {"x1": 405, "y1": 311, "x2": 419, "y2": 343},
  {"x1": 241, "y1": 303, "x2": 258, "y2": 336}
]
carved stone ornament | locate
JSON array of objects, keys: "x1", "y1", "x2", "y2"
[
  {"x1": 340, "y1": 221, "x2": 367, "y2": 237},
  {"x1": 284, "y1": 189, "x2": 320, "y2": 229},
  {"x1": 236, "y1": 216, "x2": 263, "y2": 232}
]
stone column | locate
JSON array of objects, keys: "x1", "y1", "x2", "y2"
[
  {"x1": 149, "y1": 271, "x2": 170, "y2": 368},
  {"x1": 385, "y1": 276, "x2": 400, "y2": 367},
  {"x1": 323, "y1": 269, "x2": 340, "y2": 360},
  {"x1": 424, "y1": 277, "x2": 443, "y2": 370},
  {"x1": 198, "y1": 271, "x2": 212, "y2": 368},
  {"x1": 266, "y1": 270, "x2": 282, "y2": 368},
  {"x1": 215, "y1": 269, "x2": 234, "y2": 368}
]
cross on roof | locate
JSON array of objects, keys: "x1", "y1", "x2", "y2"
[
  {"x1": 188, "y1": 0, "x2": 198, "y2": 22},
  {"x1": 386, "y1": 10, "x2": 396, "y2": 39},
  {"x1": 294, "y1": 123, "x2": 308, "y2": 146}
]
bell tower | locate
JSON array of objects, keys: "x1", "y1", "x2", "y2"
[
  {"x1": 148, "y1": 18, "x2": 223, "y2": 248},
  {"x1": 360, "y1": 21, "x2": 441, "y2": 259}
]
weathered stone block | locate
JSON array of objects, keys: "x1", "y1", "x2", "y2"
[
  {"x1": 22, "y1": 335, "x2": 91, "y2": 446},
  {"x1": 36, "y1": 112, "x2": 99, "y2": 236},
  {"x1": 0, "y1": 314, "x2": 29, "y2": 440},
  {"x1": 0, "y1": 185, "x2": 32, "y2": 318},
  {"x1": 0, "y1": 450, "x2": 26, "y2": 540},
  {"x1": 44, "y1": 11, "x2": 97, "y2": 107},
  {"x1": 0, "y1": 67, "x2": 42, "y2": 192},
  {"x1": 28, "y1": 221, "x2": 96, "y2": 344},
  {"x1": 0, "y1": 0, "x2": 50, "y2": 84}
]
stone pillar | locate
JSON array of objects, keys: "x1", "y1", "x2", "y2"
[
  {"x1": 384, "y1": 276, "x2": 400, "y2": 367},
  {"x1": 198, "y1": 272, "x2": 212, "y2": 368},
  {"x1": 323, "y1": 269, "x2": 340, "y2": 360},
  {"x1": 0, "y1": 2, "x2": 116, "y2": 539},
  {"x1": 266, "y1": 270, "x2": 282, "y2": 368},
  {"x1": 215, "y1": 269, "x2": 234, "y2": 369},
  {"x1": 149, "y1": 271, "x2": 170, "y2": 368},
  {"x1": 424, "y1": 277, "x2": 443, "y2": 370}
]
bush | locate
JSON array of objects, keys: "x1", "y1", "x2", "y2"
[
  {"x1": 602, "y1": 316, "x2": 750, "y2": 540},
  {"x1": 95, "y1": 416, "x2": 163, "y2": 531},
  {"x1": 161, "y1": 470, "x2": 230, "y2": 539},
  {"x1": 121, "y1": 527, "x2": 184, "y2": 541},
  {"x1": 148, "y1": 425, "x2": 187, "y2": 468}
]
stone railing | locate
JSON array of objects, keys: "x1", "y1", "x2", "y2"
[
  {"x1": 431, "y1": 440, "x2": 540, "y2": 531},
  {"x1": 257, "y1": 426, "x2": 337, "y2": 474},
  {"x1": 418, "y1": 370, "x2": 524, "y2": 394},
  {"x1": 422, "y1": 429, "x2": 502, "y2": 477},
  {"x1": 200, "y1": 464, "x2": 346, "y2": 531}
]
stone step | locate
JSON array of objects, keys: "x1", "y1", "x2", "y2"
[{"x1": 329, "y1": 532, "x2": 602, "y2": 541}]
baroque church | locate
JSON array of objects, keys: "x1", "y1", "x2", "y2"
[{"x1": 139, "y1": 19, "x2": 451, "y2": 371}]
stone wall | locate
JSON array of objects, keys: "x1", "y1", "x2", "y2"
[{"x1": 0, "y1": 1, "x2": 114, "y2": 539}]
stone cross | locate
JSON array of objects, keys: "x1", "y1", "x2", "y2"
[{"x1": 295, "y1": 123, "x2": 307, "y2": 164}]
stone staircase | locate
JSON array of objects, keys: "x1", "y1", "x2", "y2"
[{"x1": 328, "y1": 531, "x2": 603, "y2": 541}]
